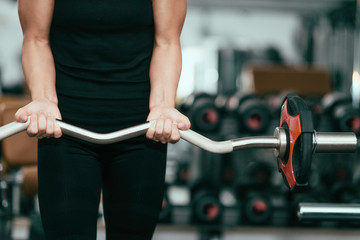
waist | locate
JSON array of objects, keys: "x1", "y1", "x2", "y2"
[
  {"x1": 55, "y1": 61, "x2": 151, "y2": 100},
  {"x1": 58, "y1": 93, "x2": 150, "y2": 133}
]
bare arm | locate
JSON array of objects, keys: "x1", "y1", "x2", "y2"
[
  {"x1": 16, "y1": 0, "x2": 61, "y2": 138},
  {"x1": 149, "y1": 0, "x2": 186, "y2": 109},
  {"x1": 146, "y1": 0, "x2": 190, "y2": 143}
]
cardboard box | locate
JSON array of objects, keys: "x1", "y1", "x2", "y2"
[{"x1": 241, "y1": 65, "x2": 332, "y2": 96}]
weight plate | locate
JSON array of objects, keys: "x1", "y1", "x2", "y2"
[{"x1": 278, "y1": 94, "x2": 314, "y2": 189}]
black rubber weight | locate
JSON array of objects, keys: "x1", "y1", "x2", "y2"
[{"x1": 286, "y1": 95, "x2": 314, "y2": 185}]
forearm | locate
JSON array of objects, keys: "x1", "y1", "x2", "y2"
[
  {"x1": 149, "y1": 41, "x2": 182, "y2": 110},
  {"x1": 22, "y1": 37, "x2": 57, "y2": 103}
]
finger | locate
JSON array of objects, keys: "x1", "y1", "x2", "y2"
[
  {"x1": 53, "y1": 120, "x2": 62, "y2": 138},
  {"x1": 178, "y1": 115, "x2": 191, "y2": 130},
  {"x1": 170, "y1": 126, "x2": 180, "y2": 144},
  {"x1": 155, "y1": 118, "x2": 164, "y2": 140},
  {"x1": 163, "y1": 119, "x2": 172, "y2": 141},
  {"x1": 146, "y1": 121, "x2": 156, "y2": 140},
  {"x1": 15, "y1": 108, "x2": 29, "y2": 123},
  {"x1": 27, "y1": 114, "x2": 38, "y2": 137},
  {"x1": 46, "y1": 114, "x2": 54, "y2": 137},
  {"x1": 184, "y1": 117, "x2": 191, "y2": 129},
  {"x1": 37, "y1": 112, "x2": 47, "y2": 136}
]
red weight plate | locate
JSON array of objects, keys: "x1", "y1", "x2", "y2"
[{"x1": 278, "y1": 99, "x2": 302, "y2": 189}]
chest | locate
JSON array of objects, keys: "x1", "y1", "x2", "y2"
[{"x1": 52, "y1": 0, "x2": 154, "y2": 30}]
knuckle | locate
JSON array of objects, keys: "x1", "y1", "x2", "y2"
[
  {"x1": 155, "y1": 128, "x2": 162, "y2": 137},
  {"x1": 38, "y1": 125, "x2": 46, "y2": 133},
  {"x1": 171, "y1": 135, "x2": 180, "y2": 142},
  {"x1": 27, "y1": 128, "x2": 37, "y2": 136},
  {"x1": 46, "y1": 129, "x2": 53, "y2": 136},
  {"x1": 54, "y1": 126, "x2": 62, "y2": 138},
  {"x1": 54, "y1": 131, "x2": 62, "y2": 139},
  {"x1": 146, "y1": 132, "x2": 154, "y2": 139},
  {"x1": 164, "y1": 129, "x2": 172, "y2": 137}
]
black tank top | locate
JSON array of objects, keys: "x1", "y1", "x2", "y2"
[{"x1": 50, "y1": 0, "x2": 154, "y2": 100}]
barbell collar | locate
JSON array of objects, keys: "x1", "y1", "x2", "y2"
[{"x1": 273, "y1": 127, "x2": 287, "y2": 158}]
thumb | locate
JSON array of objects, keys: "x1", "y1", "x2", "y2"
[{"x1": 15, "y1": 108, "x2": 30, "y2": 123}]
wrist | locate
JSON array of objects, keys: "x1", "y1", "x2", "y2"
[
  {"x1": 149, "y1": 101, "x2": 175, "y2": 111},
  {"x1": 32, "y1": 94, "x2": 58, "y2": 105},
  {"x1": 149, "y1": 92, "x2": 175, "y2": 111}
]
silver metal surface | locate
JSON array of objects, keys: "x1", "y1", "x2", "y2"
[
  {"x1": 179, "y1": 130, "x2": 233, "y2": 153},
  {"x1": 273, "y1": 127, "x2": 287, "y2": 158},
  {"x1": 298, "y1": 203, "x2": 360, "y2": 221},
  {"x1": 232, "y1": 136, "x2": 279, "y2": 151},
  {"x1": 0, "y1": 119, "x2": 30, "y2": 140},
  {"x1": 314, "y1": 132, "x2": 357, "y2": 153},
  {"x1": 57, "y1": 121, "x2": 153, "y2": 144},
  {"x1": 0, "y1": 120, "x2": 358, "y2": 154}
]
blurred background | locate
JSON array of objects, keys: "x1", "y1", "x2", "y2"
[{"x1": 1, "y1": 0, "x2": 360, "y2": 239}]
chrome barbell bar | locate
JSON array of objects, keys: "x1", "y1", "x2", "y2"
[{"x1": 0, "y1": 119, "x2": 357, "y2": 156}]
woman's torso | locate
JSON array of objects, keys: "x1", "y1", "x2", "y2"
[{"x1": 50, "y1": 0, "x2": 155, "y2": 100}]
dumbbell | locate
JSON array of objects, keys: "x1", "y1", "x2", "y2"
[
  {"x1": 174, "y1": 161, "x2": 190, "y2": 185},
  {"x1": 322, "y1": 92, "x2": 360, "y2": 134},
  {"x1": 0, "y1": 95, "x2": 358, "y2": 190},
  {"x1": 242, "y1": 191, "x2": 273, "y2": 225},
  {"x1": 246, "y1": 161, "x2": 272, "y2": 186},
  {"x1": 298, "y1": 203, "x2": 360, "y2": 222},
  {"x1": 180, "y1": 93, "x2": 221, "y2": 133},
  {"x1": 289, "y1": 191, "x2": 321, "y2": 226},
  {"x1": 226, "y1": 93, "x2": 271, "y2": 134},
  {"x1": 304, "y1": 95, "x2": 323, "y2": 130},
  {"x1": 190, "y1": 184, "x2": 222, "y2": 224},
  {"x1": 264, "y1": 92, "x2": 293, "y2": 120}
]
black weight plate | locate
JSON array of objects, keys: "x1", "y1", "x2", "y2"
[{"x1": 287, "y1": 95, "x2": 314, "y2": 185}]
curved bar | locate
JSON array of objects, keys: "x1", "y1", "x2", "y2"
[
  {"x1": 179, "y1": 130, "x2": 233, "y2": 154},
  {"x1": 0, "y1": 119, "x2": 30, "y2": 140},
  {"x1": 57, "y1": 120, "x2": 153, "y2": 144},
  {"x1": 232, "y1": 136, "x2": 279, "y2": 151},
  {"x1": 60, "y1": 120, "x2": 235, "y2": 153},
  {"x1": 298, "y1": 203, "x2": 360, "y2": 221},
  {"x1": 0, "y1": 120, "x2": 358, "y2": 155}
]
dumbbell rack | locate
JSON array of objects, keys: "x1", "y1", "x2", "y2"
[{"x1": 0, "y1": 95, "x2": 359, "y2": 237}]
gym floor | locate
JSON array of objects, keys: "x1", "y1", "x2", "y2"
[{"x1": 11, "y1": 217, "x2": 360, "y2": 240}]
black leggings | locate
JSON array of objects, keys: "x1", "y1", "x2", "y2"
[{"x1": 37, "y1": 95, "x2": 167, "y2": 240}]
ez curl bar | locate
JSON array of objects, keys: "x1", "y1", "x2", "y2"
[{"x1": 0, "y1": 95, "x2": 357, "y2": 189}]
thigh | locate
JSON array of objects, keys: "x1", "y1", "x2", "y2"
[
  {"x1": 101, "y1": 138, "x2": 167, "y2": 240},
  {"x1": 38, "y1": 136, "x2": 102, "y2": 240}
]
